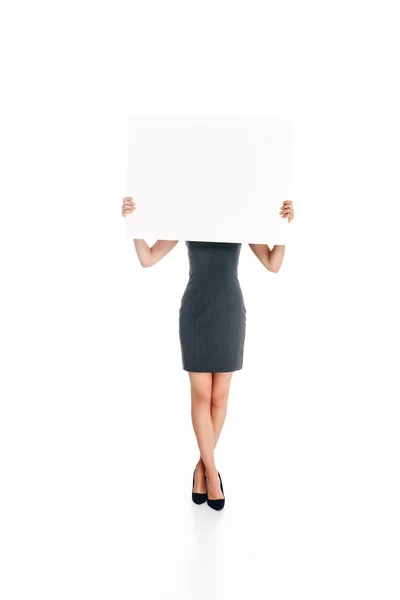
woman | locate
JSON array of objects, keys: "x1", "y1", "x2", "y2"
[{"x1": 121, "y1": 197, "x2": 294, "y2": 510}]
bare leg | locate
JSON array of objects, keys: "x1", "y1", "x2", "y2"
[
  {"x1": 205, "y1": 372, "x2": 233, "y2": 499},
  {"x1": 192, "y1": 372, "x2": 233, "y2": 499},
  {"x1": 210, "y1": 372, "x2": 233, "y2": 446},
  {"x1": 189, "y1": 372, "x2": 214, "y2": 494}
]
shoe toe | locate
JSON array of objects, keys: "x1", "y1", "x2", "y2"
[
  {"x1": 192, "y1": 492, "x2": 207, "y2": 504},
  {"x1": 207, "y1": 498, "x2": 225, "y2": 511}
]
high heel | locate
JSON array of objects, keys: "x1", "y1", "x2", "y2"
[
  {"x1": 206, "y1": 471, "x2": 225, "y2": 511},
  {"x1": 192, "y1": 467, "x2": 207, "y2": 504}
]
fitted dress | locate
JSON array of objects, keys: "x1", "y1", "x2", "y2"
[{"x1": 179, "y1": 241, "x2": 246, "y2": 373}]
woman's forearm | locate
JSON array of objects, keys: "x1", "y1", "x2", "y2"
[
  {"x1": 268, "y1": 244, "x2": 285, "y2": 273},
  {"x1": 133, "y1": 239, "x2": 153, "y2": 267},
  {"x1": 133, "y1": 238, "x2": 179, "y2": 267}
]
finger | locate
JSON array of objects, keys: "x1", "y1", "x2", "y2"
[{"x1": 123, "y1": 196, "x2": 133, "y2": 201}]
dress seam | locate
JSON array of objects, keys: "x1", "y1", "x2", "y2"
[{"x1": 193, "y1": 280, "x2": 197, "y2": 369}]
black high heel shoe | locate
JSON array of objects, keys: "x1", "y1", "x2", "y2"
[
  {"x1": 192, "y1": 467, "x2": 207, "y2": 504},
  {"x1": 206, "y1": 471, "x2": 225, "y2": 511}
]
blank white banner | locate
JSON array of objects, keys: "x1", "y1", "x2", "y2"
[{"x1": 125, "y1": 114, "x2": 292, "y2": 245}]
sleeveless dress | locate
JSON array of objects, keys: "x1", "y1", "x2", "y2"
[{"x1": 179, "y1": 241, "x2": 246, "y2": 373}]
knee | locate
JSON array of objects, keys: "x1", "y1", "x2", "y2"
[
  {"x1": 191, "y1": 389, "x2": 211, "y2": 408},
  {"x1": 211, "y1": 392, "x2": 228, "y2": 410}
]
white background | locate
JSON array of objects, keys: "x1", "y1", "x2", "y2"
[{"x1": 1, "y1": 1, "x2": 399, "y2": 599}]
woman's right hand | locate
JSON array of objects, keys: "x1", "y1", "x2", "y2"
[{"x1": 122, "y1": 196, "x2": 136, "y2": 217}]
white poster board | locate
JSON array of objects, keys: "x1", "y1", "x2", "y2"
[{"x1": 125, "y1": 114, "x2": 292, "y2": 245}]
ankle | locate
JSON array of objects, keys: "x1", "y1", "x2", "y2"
[
  {"x1": 195, "y1": 461, "x2": 205, "y2": 475},
  {"x1": 205, "y1": 466, "x2": 218, "y2": 479}
]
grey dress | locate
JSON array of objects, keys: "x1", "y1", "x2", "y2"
[{"x1": 179, "y1": 241, "x2": 246, "y2": 373}]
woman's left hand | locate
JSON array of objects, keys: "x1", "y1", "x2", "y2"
[{"x1": 279, "y1": 200, "x2": 294, "y2": 223}]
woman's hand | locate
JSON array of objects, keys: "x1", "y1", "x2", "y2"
[
  {"x1": 121, "y1": 196, "x2": 178, "y2": 266},
  {"x1": 279, "y1": 200, "x2": 294, "y2": 223},
  {"x1": 122, "y1": 196, "x2": 135, "y2": 217}
]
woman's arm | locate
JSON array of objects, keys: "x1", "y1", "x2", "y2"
[
  {"x1": 133, "y1": 239, "x2": 179, "y2": 268},
  {"x1": 248, "y1": 244, "x2": 285, "y2": 273},
  {"x1": 122, "y1": 196, "x2": 179, "y2": 267},
  {"x1": 248, "y1": 200, "x2": 294, "y2": 273}
]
